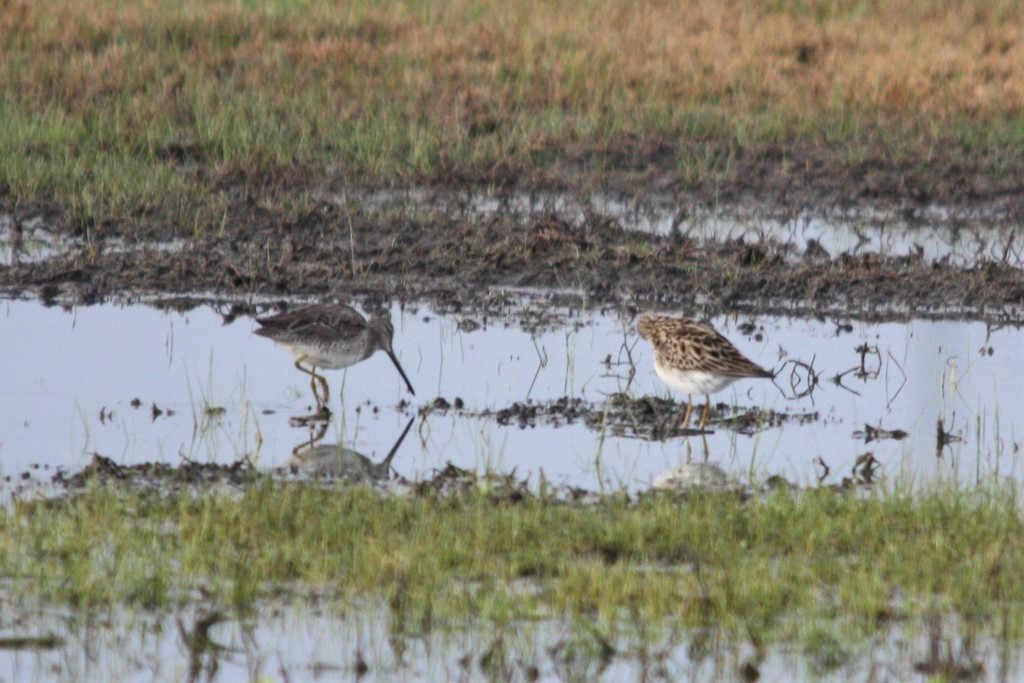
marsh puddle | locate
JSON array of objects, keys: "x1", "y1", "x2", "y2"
[
  {"x1": 333, "y1": 188, "x2": 1023, "y2": 267},
  {"x1": 0, "y1": 214, "x2": 186, "y2": 267},
  {"x1": 0, "y1": 605, "x2": 1011, "y2": 682},
  {"x1": 0, "y1": 215, "x2": 73, "y2": 265},
  {"x1": 1, "y1": 297, "x2": 1021, "y2": 493}
]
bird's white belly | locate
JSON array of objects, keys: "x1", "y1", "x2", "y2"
[
  {"x1": 654, "y1": 362, "x2": 738, "y2": 396},
  {"x1": 283, "y1": 342, "x2": 366, "y2": 369}
]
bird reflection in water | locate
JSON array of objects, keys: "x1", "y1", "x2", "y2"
[
  {"x1": 255, "y1": 303, "x2": 416, "y2": 419},
  {"x1": 282, "y1": 417, "x2": 415, "y2": 483}
]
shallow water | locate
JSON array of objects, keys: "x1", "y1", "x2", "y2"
[
  {"x1": 339, "y1": 188, "x2": 1024, "y2": 267},
  {"x1": 1, "y1": 296, "x2": 1021, "y2": 492},
  {"x1": 0, "y1": 604, "x2": 1013, "y2": 682},
  {"x1": 0, "y1": 215, "x2": 74, "y2": 265},
  {"x1": 0, "y1": 214, "x2": 185, "y2": 268}
]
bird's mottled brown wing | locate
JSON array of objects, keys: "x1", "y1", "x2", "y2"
[
  {"x1": 674, "y1": 320, "x2": 771, "y2": 378},
  {"x1": 255, "y1": 303, "x2": 367, "y2": 344},
  {"x1": 644, "y1": 315, "x2": 772, "y2": 378}
]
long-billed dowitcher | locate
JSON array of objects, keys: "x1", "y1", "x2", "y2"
[
  {"x1": 637, "y1": 313, "x2": 772, "y2": 429},
  {"x1": 255, "y1": 303, "x2": 415, "y2": 406}
]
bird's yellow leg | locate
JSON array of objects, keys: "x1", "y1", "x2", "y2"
[
  {"x1": 682, "y1": 396, "x2": 694, "y2": 428},
  {"x1": 698, "y1": 399, "x2": 712, "y2": 430},
  {"x1": 316, "y1": 371, "x2": 330, "y2": 405},
  {"x1": 294, "y1": 360, "x2": 329, "y2": 408}
]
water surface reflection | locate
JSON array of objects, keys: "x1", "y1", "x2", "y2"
[
  {"x1": 1, "y1": 298, "x2": 1021, "y2": 492},
  {"x1": 0, "y1": 605, "x2": 1013, "y2": 682},
  {"x1": 281, "y1": 418, "x2": 414, "y2": 483}
]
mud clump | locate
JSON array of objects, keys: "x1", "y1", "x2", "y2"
[
  {"x1": 56, "y1": 453, "x2": 258, "y2": 491},
  {"x1": 432, "y1": 393, "x2": 816, "y2": 437},
  {"x1": 408, "y1": 463, "x2": 532, "y2": 504},
  {"x1": 421, "y1": 395, "x2": 590, "y2": 428},
  {"x1": 586, "y1": 393, "x2": 818, "y2": 440},
  {"x1": 487, "y1": 397, "x2": 589, "y2": 428}
]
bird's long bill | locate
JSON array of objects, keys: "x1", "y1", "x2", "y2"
[
  {"x1": 384, "y1": 417, "x2": 416, "y2": 467},
  {"x1": 386, "y1": 350, "x2": 416, "y2": 395}
]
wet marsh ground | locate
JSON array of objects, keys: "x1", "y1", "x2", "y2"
[
  {"x1": 4, "y1": 296, "x2": 1024, "y2": 679},
  {"x1": 5, "y1": 482, "x2": 1024, "y2": 681},
  {"x1": 5, "y1": 0, "x2": 1024, "y2": 679}
]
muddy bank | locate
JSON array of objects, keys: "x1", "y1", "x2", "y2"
[
  {"x1": 3, "y1": 193, "x2": 1024, "y2": 322},
  {"x1": 34, "y1": 438, "x2": 872, "y2": 502},
  {"x1": 3, "y1": 141, "x2": 1024, "y2": 319}
]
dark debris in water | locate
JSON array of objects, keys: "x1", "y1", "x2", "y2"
[
  {"x1": 936, "y1": 417, "x2": 965, "y2": 455},
  {"x1": 584, "y1": 393, "x2": 684, "y2": 440},
  {"x1": 854, "y1": 423, "x2": 909, "y2": 443},
  {"x1": 427, "y1": 393, "x2": 816, "y2": 436},
  {"x1": 585, "y1": 393, "x2": 818, "y2": 440},
  {"x1": 422, "y1": 395, "x2": 590, "y2": 428},
  {"x1": 55, "y1": 453, "x2": 258, "y2": 490},
  {"x1": 815, "y1": 452, "x2": 882, "y2": 490},
  {"x1": 0, "y1": 633, "x2": 65, "y2": 650},
  {"x1": 487, "y1": 397, "x2": 589, "y2": 428},
  {"x1": 419, "y1": 396, "x2": 467, "y2": 416}
]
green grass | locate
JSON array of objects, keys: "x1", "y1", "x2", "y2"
[
  {"x1": 1, "y1": 1, "x2": 1023, "y2": 225},
  {"x1": 4, "y1": 480, "x2": 1024, "y2": 650}
]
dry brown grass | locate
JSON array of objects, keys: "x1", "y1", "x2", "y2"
[
  {"x1": 5, "y1": 0, "x2": 1020, "y2": 116},
  {"x1": 1, "y1": 0, "x2": 1022, "y2": 214}
]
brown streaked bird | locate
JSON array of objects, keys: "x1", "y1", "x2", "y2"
[
  {"x1": 255, "y1": 303, "x2": 415, "y2": 407},
  {"x1": 637, "y1": 313, "x2": 772, "y2": 429}
]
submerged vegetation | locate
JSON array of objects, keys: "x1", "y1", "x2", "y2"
[
  {"x1": 1, "y1": 0, "x2": 1023, "y2": 223},
  {"x1": 4, "y1": 480, "x2": 1024, "y2": 651}
]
